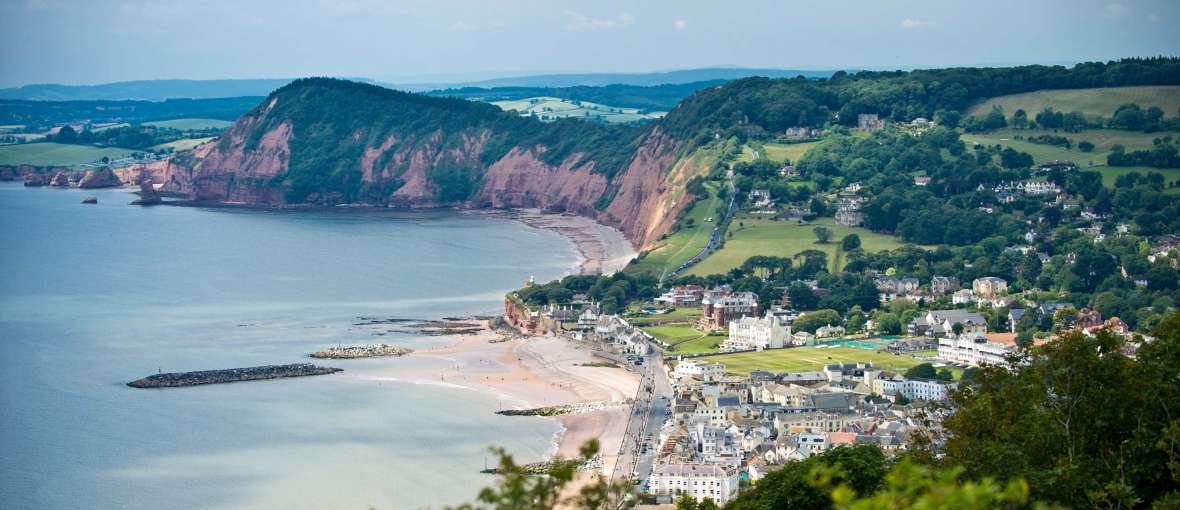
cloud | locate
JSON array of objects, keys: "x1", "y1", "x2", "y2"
[
  {"x1": 673, "y1": 19, "x2": 688, "y2": 30},
  {"x1": 563, "y1": 11, "x2": 635, "y2": 31},
  {"x1": 1106, "y1": 3, "x2": 1129, "y2": 17},
  {"x1": 1147, "y1": 12, "x2": 1161, "y2": 22},
  {"x1": 900, "y1": 18, "x2": 933, "y2": 29},
  {"x1": 449, "y1": 20, "x2": 474, "y2": 32}
]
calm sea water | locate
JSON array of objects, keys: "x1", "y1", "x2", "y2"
[{"x1": 0, "y1": 183, "x2": 578, "y2": 509}]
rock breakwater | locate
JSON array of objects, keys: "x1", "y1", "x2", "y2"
[
  {"x1": 495, "y1": 400, "x2": 630, "y2": 417},
  {"x1": 127, "y1": 363, "x2": 341, "y2": 388},
  {"x1": 310, "y1": 344, "x2": 413, "y2": 359}
]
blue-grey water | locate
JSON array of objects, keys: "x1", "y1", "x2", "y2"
[{"x1": 0, "y1": 183, "x2": 579, "y2": 509}]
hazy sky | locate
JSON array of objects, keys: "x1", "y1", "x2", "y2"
[{"x1": 1, "y1": 0, "x2": 1178, "y2": 87}]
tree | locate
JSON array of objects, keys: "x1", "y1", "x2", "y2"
[
  {"x1": 725, "y1": 445, "x2": 888, "y2": 510},
  {"x1": 824, "y1": 460, "x2": 1037, "y2": 510},
  {"x1": 951, "y1": 322, "x2": 965, "y2": 336},
  {"x1": 451, "y1": 439, "x2": 634, "y2": 510},
  {"x1": 840, "y1": 234, "x2": 861, "y2": 251},
  {"x1": 55, "y1": 125, "x2": 78, "y2": 144},
  {"x1": 904, "y1": 363, "x2": 937, "y2": 379},
  {"x1": 941, "y1": 313, "x2": 1180, "y2": 508},
  {"x1": 1077, "y1": 140, "x2": 1095, "y2": 152},
  {"x1": 793, "y1": 309, "x2": 842, "y2": 334},
  {"x1": 1012, "y1": 109, "x2": 1028, "y2": 129},
  {"x1": 814, "y1": 226, "x2": 833, "y2": 244}
]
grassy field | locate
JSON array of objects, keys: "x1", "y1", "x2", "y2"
[
  {"x1": 0, "y1": 142, "x2": 134, "y2": 166},
  {"x1": 687, "y1": 218, "x2": 911, "y2": 276},
  {"x1": 966, "y1": 86, "x2": 1180, "y2": 122},
  {"x1": 645, "y1": 324, "x2": 705, "y2": 344},
  {"x1": 151, "y1": 137, "x2": 215, "y2": 152},
  {"x1": 492, "y1": 97, "x2": 665, "y2": 124},
  {"x1": 627, "y1": 181, "x2": 726, "y2": 277},
  {"x1": 674, "y1": 335, "x2": 725, "y2": 355},
  {"x1": 144, "y1": 118, "x2": 234, "y2": 130},
  {"x1": 962, "y1": 128, "x2": 1180, "y2": 194},
  {"x1": 626, "y1": 306, "x2": 703, "y2": 326},
  {"x1": 695, "y1": 346, "x2": 960, "y2": 377},
  {"x1": 762, "y1": 141, "x2": 819, "y2": 164}
]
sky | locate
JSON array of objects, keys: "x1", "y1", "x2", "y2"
[{"x1": 1, "y1": 0, "x2": 1178, "y2": 87}]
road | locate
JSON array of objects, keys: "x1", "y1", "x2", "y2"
[
  {"x1": 612, "y1": 342, "x2": 675, "y2": 493},
  {"x1": 663, "y1": 168, "x2": 738, "y2": 282}
]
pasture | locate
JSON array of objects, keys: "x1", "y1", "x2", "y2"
[
  {"x1": 143, "y1": 118, "x2": 234, "y2": 130},
  {"x1": 0, "y1": 142, "x2": 134, "y2": 166},
  {"x1": 152, "y1": 137, "x2": 216, "y2": 152},
  {"x1": 761, "y1": 141, "x2": 819, "y2": 164},
  {"x1": 491, "y1": 97, "x2": 664, "y2": 124},
  {"x1": 966, "y1": 86, "x2": 1180, "y2": 122},
  {"x1": 687, "y1": 218, "x2": 910, "y2": 276}
]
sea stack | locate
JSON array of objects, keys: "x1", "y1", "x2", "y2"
[
  {"x1": 81, "y1": 197, "x2": 97, "y2": 204},
  {"x1": 130, "y1": 181, "x2": 163, "y2": 205},
  {"x1": 23, "y1": 173, "x2": 48, "y2": 187}
]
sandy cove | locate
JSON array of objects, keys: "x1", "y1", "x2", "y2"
[
  {"x1": 474, "y1": 209, "x2": 637, "y2": 275},
  {"x1": 395, "y1": 327, "x2": 640, "y2": 476}
]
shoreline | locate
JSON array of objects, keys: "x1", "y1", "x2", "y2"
[
  {"x1": 374, "y1": 324, "x2": 640, "y2": 476},
  {"x1": 475, "y1": 208, "x2": 637, "y2": 275}
]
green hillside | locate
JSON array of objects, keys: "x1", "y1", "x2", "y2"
[{"x1": 966, "y1": 85, "x2": 1180, "y2": 121}]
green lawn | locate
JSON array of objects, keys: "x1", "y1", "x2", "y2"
[
  {"x1": 627, "y1": 181, "x2": 726, "y2": 277},
  {"x1": 143, "y1": 118, "x2": 234, "y2": 130},
  {"x1": 762, "y1": 141, "x2": 819, "y2": 164},
  {"x1": 966, "y1": 86, "x2": 1180, "y2": 122},
  {"x1": 673, "y1": 335, "x2": 725, "y2": 355},
  {"x1": 688, "y1": 218, "x2": 911, "y2": 276},
  {"x1": 1096, "y1": 166, "x2": 1180, "y2": 191},
  {"x1": 644, "y1": 325, "x2": 706, "y2": 345},
  {"x1": 695, "y1": 346, "x2": 960, "y2": 377},
  {"x1": 0, "y1": 142, "x2": 135, "y2": 166},
  {"x1": 626, "y1": 306, "x2": 703, "y2": 326},
  {"x1": 151, "y1": 137, "x2": 215, "y2": 152}
]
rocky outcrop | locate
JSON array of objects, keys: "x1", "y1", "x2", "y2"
[
  {"x1": 130, "y1": 181, "x2": 162, "y2": 205},
  {"x1": 81, "y1": 196, "x2": 97, "y2": 204},
  {"x1": 1, "y1": 164, "x2": 71, "y2": 184},
  {"x1": 50, "y1": 171, "x2": 71, "y2": 187},
  {"x1": 127, "y1": 363, "x2": 342, "y2": 388},
  {"x1": 78, "y1": 168, "x2": 122, "y2": 188}
]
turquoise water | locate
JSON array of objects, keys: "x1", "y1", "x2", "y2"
[{"x1": 0, "y1": 183, "x2": 578, "y2": 509}]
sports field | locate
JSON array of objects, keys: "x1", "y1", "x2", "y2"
[
  {"x1": 688, "y1": 218, "x2": 910, "y2": 276},
  {"x1": 966, "y1": 86, "x2": 1180, "y2": 122},
  {"x1": 694, "y1": 346, "x2": 961, "y2": 377},
  {"x1": 0, "y1": 142, "x2": 134, "y2": 166}
]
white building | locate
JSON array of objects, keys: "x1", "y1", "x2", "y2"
[
  {"x1": 649, "y1": 463, "x2": 741, "y2": 504},
  {"x1": 725, "y1": 313, "x2": 790, "y2": 351},
  {"x1": 952, "y1": 289, "x2": 976, "y2": 305},
  {"x1": 872, "y1": 375, "x2": 956, "y2": 401},
  {"x1": 675, "y1": 360, "x2": 726, "y2": 381},
  {"x1": 816, "y1": 324, "x2": 846, "y2": 338},
  {"x1": 938, "y1": 334, "x2": 1014, "y2": 366}
]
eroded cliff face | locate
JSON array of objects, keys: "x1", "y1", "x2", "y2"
[{"x1": 172, "y1": 89, "x2": 701, "y2": 250}]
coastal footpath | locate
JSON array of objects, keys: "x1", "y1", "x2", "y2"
[{"x1": 127, "y1": 363, "x2": 341, "y2": 388}]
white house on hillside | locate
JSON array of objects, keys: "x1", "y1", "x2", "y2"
[{"x1": 725, "y1": 313, "x2": 790, "y2": 351}]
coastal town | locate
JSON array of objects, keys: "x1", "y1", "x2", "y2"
[{"x1": 502, "y1": 268, "x2": 1153, "y2": 505}]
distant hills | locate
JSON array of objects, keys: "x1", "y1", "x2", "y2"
[
  {"x1": 0, "y1": 79, "x2": 297, "y2": 101},
  {"x1": 399, "y1": 67, "x2": 838, "y2": 90},
  {"x1": 0, "y1": 68, "x2": 837, "y2": 102}
]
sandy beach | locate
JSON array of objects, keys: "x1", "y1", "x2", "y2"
[
  {"x1": 384, "y1": 326, "x2": 640, "y2": 476},
  {"x1": 477, "y1": 209, "x2": 638, "y2": 275}
]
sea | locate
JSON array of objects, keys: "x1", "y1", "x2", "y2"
[{"x1": 0, "y1": 182, "x2": 580, "y2": 509}]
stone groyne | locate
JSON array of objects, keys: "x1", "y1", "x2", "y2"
[
  {"x1": 310, "y1": 344, "x2": 413, "y2": 359},
  {"x1": 127, "y1": 363, "x2": 342, "y2": 388},
  {"x1": 495, "y1": 400, "x2": 630, "y2": 417}
]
